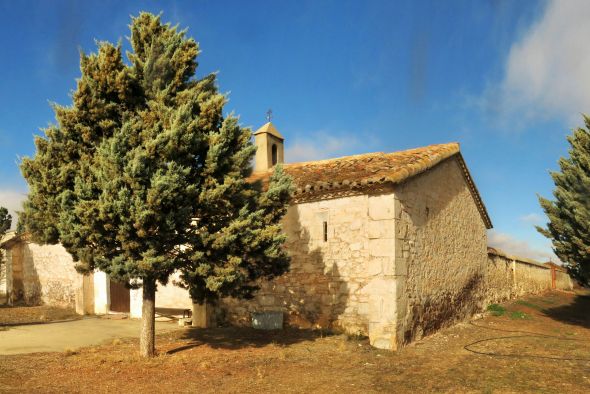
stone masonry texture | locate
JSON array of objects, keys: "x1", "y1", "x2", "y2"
[{"x1": 392, "y1": 156, "x2": 488, "y2": 347}]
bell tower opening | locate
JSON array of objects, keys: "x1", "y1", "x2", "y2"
[{"x1": 271, "y1": 144, "x2": 278, "y2": 165}]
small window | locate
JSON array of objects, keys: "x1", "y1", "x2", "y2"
[
  {"x1": 323, "y1": 221, "x2": 328, "y2": 242},
  {"x1": 271, "y1": 144, "x2": 278, "y2": 165}
]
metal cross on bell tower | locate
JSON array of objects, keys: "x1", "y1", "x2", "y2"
[{"x1": 266, "y1": 108, "x2": 273, "y2": 123}]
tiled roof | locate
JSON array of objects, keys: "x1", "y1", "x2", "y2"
[{"x1": 250, "y1": 142, "x2": 493, "y2": 229}]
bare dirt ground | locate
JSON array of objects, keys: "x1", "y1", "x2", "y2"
[
  {"x1": 0, "y1": 305, "x2": 79, "y2": 326},
  {"x1": 1, "y1": 290, "x2": 589, "y2": 393}
]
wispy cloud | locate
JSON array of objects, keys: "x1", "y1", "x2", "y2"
[
  {"x1": 488, "y1": 229, "x2": 559, "y2": 263},
  {"x1": 285, "y1": 130, "x2": 377, "y2": 163},
  {"x1": 0, "y1": 189, "x2": 27, "y2": 229},
  {"x1": 481, "y1": 0, "x2": 590, "y2": 126},
  {"x1": 520, "y1": 213, "x2": 543, "y2": 225}
]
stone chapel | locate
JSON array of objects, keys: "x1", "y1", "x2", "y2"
[{"x1": 1, "y1": 122, "x2": 573, "y2": 350}]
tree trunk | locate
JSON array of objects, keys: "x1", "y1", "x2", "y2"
[
  {"x1": 140, "y1": 277, "x2": 156, "y2": 357},
  {"x1": 192, "y1": 301, "x2": 209, "y2": 328}
]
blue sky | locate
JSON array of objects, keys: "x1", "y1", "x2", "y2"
[{"x1": 0, "y1": 0, "x2": 586, "y2": 261}]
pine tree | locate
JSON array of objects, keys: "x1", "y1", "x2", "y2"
[
  {"x1": 538, "y1": 116, "x2": 590, "y2": 286},
  {"x1": 0, "y1": 207, "x2": 10, "y2": 236},
  {"x1": 0, "y1": 206, "x2": 12, "y2": 269},
  {"x1": 20, "y1": 12, "x2": 292, "y2": 357}
]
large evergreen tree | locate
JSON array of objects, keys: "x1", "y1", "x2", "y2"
[
  {"x1": 0, "y1": 207, "x2": 10, "y2": 237},
  {"x1": 21, "y1": 12, "x2": 292, "y2": 357},
  {"x1": 0, "y1": 206, "x2": 12, "y2": 269},
  {"x1": 538, "y1": 116, "x2": 590, "y2": 286}
]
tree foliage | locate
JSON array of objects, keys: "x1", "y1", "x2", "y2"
[
  {"x1": 20, "y1": 12, "x2": 292, "y2": 356},
  {"x1": 0, "y1": 206, "x2": 12, "y2": 268},
  {"x1": 0, "y1": 207, "x2": 10, "y2": 236},
  {"x1": 538, "y1": 116, "x2": 590, "y2": 285},
  {"x1": 182, "y1": 163, "x2": 292, "y2": 303}
]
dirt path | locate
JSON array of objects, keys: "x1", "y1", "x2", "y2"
[{"x1": 0, "y1": 290, "x2": 589, "y2": 393}]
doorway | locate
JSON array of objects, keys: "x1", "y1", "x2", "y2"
[{"x1": 109, "y1": 279, "x2": 130, "y2": 313}]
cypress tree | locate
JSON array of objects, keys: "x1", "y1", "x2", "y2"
[
  {"x1": 20, "y1": 12, "x2": 292, "y2": 357},
  {"x1": 538, "y1": 116, "x2": 590, "y2": 286},
  {"x1": 0, "y1": 206, "x2": 12, "y2": 268},
  {"x1": 0, "y1": 207, "x2": 10, "y2": 237}
]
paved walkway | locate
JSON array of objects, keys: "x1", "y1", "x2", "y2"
[{"x1": 0, "y1": 317, "x2": 179, "y2": 355}]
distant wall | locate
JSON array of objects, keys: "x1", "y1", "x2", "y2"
[
  {"x1": 555, "y1": 269, "x2": 572, "y2": 290},
  {"x1": 0, "y1": 250, "x2": 6, "y2": 304},
  {"x1": 4, "y1": 239, "x2": 81, "y2": 308},
  {"x1": 483, "y1": 248, "x2": 573, "y2": 306}
]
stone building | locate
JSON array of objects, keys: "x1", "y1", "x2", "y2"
[
  {"x1": 221, "y1": 122, "x2": 493, "y2": 349},
  {"x1": 0, "y1": 122, "x2": 573, "y2": 350}
]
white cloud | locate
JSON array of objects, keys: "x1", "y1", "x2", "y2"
[
  {"x1": 0, "y1": 189, "x2": 27, "y2": 230},
  {"x1": 492, "y1": 0, "x2": 590, "y2": 124},
  {"x1": 285, "y1": 131, "x2": 375, "y2": 163},
  {"x1": 488, "y1": 229, "x2": 559, "y2": 263},
  {"x1": 520, "y1": 213, "x2": 543, "y2": 225}
]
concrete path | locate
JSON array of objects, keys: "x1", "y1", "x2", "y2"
[{"x1": 0, "y1": 317, "x2": 179, "y2": 355}]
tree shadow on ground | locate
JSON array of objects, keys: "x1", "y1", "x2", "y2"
[
  {"x1": 542, "y1": 291, "x2": 590, "y2": 329},
  {"x1": 167, "y1": 326, "x2": 330, "y2": 354}
]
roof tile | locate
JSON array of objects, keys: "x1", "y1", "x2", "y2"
[{"x1": 250, "y1": 142, "x2": 492, "y2": 229}]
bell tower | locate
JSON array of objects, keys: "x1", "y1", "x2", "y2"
[{"x1": 254, "y1": 121, "x2": 284, "y2": 172}]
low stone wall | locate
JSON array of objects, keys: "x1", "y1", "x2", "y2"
[
  {"x1": 483, "y1": 248, "x2": 572, "y2": 306},
  {"x1": 4, "y1": 238, "x2": 81, "y2": 308},
  {"x1": 555, "y1": 269, "x2": 572, "y2": 290},
  {"x1": 0, "y1": 250, "x2": 6, "y2": 304}
]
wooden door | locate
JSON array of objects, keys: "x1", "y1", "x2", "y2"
[{"x1": 109, "y1": 279, "x2": 130, "y2": 313}]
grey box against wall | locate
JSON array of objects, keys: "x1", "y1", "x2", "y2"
[{"x1": 252, "y1": 311, "x2": 283, "y2": 330}]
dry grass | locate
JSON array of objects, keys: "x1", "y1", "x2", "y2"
[
  {"x1": 0, "y1": 290, "x2": 589, "y2": 393},
  {"x1": 0, "y1": 305, "x2": 80, "y2": 325}
]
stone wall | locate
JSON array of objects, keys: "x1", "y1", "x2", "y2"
[
  {"x1": 484, "y1": 249, "x2": 573, "y2": 306},
  {"x1": 392, "y1": 156, "x2": 489, "y2": 347},
  {"x1": 217, "y1": 192, "x2": 397, "y2": 342},
  {"x1": 4, "y1": 240, "x2": 82, "y2": 308},
  {"x1": 0, "y1": 249, "x2": 6, "y2": 303},
  {"x1": 513, "y1": 260, "x2": 552, "y2": 295},
  {"x1": 555, "y1": 269, "x2": 573, "y2": 290},
  {"x1": 482, "y1": 252, "x2": 514, "y2": 305}
]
